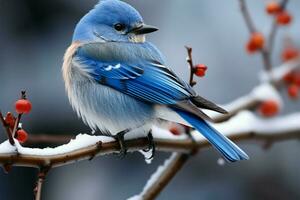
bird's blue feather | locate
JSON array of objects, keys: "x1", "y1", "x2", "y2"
[
  {"x1": 74, "y1": 42, "x2": 193, "y2": 104},
  {"x1": 175, "y1": 109, "x2": 249, "y2": 162}
]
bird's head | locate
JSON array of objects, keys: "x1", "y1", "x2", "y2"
[{"x1": 72, "y1": 0, "x2": 158, "y2": 43}]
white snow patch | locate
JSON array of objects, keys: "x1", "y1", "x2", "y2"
[
  {"x1": 0, "y1": 134, "x2": 114, "y2": 156},
  {"x1": 0, "y1": 140, "x2": 17, "y2": 154}
]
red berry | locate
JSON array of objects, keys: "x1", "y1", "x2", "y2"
[
  {"x1": 287, "y1": 84, "x2": 299, "y2": 99},
  {"x1": 169, "y1": 125, "x2": 182, "y2": 136},
  {"x1": 246, "y1": 32, "x2": 265, "y2": 53},
  {"x1": 251, "y1": 32, "x2": 265, "y2": 49},
  {"x1": 4, "y1": 112, "x2": 16, "y2": 129},
  {"x1": 16, "y1": 129, "x2": 28, "y2": 143},
  {"x1": 276, "y1": 11, "x2": 292, "y2": 25},
  {"x1": 266, "y1": 2, "x2": 282, "y2": 15},
  {"x1": 259, "y1": 100, "x2": 279, "y2": 117},
  {"x1": 194, "y1": 64, "x2": 207, "y2": 77},
  {"x1": 15, "y1": 99, "x2": 32, "y2": 114},
  {"x1": 281, "y1": 47, "x2": 299, "y2": 62}
]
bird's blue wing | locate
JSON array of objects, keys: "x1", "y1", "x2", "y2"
[{"x1": 74, "y1": 42, "x2": 194, "y2": 104}]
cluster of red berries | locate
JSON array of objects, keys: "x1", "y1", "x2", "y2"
[
  {"x1": 193, "y1": 64, "x2": 208, "y2": 77},
  {"x1": 266, "y1": 1, "x2": 292, "y2": 25},
  {"x1": 4, "y1": 92, "x2": 32, "y2": 143},
  {"x1": 246, "y1": 2, "x2": 293, "y2": 54},
  {"x1": 283, "y1": 70, "x2": 300, "y2": 100}
]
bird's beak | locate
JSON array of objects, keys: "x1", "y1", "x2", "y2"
[{"x1": 129, "y1": 24, "x2": 159, "y2": 35}]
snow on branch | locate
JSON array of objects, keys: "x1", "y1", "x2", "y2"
[{"x1": 0, "y1": 111, "x2": 299, "y2": 169}]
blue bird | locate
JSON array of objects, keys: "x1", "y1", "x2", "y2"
[{"x1": 63, "y1": 0, "x2": 249, "y2": 161}]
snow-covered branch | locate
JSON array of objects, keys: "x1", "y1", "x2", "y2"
[{"x1": 0, "y1": 111, "x2": 299, "y2": 169}]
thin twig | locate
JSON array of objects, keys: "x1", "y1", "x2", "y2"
[
  {"x1": 34, "y1": 166, "x2": 51, "y2": 200},
  {"x1": 185, "y1": 46, "x2": 196, "y2": 87},
  {"x1": 239, "y1": 0, "x2": 272, "y2": 71},
  {"x1": 268, "y1": 0, "x2": 289, "y2": 64},
  {"x1": 12, "y1": 114, "x2": 22, "y2": 138},
  {"x1": 0, "y1": 111, "x2": 15, "y2": 145},
  {"x1": 239, "y1": 0, "x2": 256, "y2": 33}
]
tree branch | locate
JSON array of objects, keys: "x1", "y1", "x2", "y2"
[
  {"x1": 34, "y1": 166, "x2": 51, "y2": 200},
  {"x1": 185, "y1": 46, "x2": 196, "y2": 87},
  {"x1": 0, "y1": 117, "x2": 299, "y2": 169},
  {"x1": 239, "y1": 0, "x2": 273, "y2": 71},
  {"x1": 268, "y1": 0, "x2": 289, "y2": 55}
]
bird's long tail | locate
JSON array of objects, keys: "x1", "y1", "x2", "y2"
[{"x1": 175, "y1": 110, "x2": 249, "y2": 162}]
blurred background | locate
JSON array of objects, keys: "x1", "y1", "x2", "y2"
[{"x1": 0, "y1": 0, "x2": 300, "y2": 199}]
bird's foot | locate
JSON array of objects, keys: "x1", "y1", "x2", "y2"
[
  {"x1": 142, "y1": 130, "x2": 155, "y2": 160},
  {"x1": 113, "y1": 128, "x2": 131, "y2": 158},
  {"x1": 185, "y1": 126, "x2": 196, "y2": 143}
]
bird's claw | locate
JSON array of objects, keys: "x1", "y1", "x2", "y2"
[
  {"x1": 143, "y1": 130, "x2": 155, "y2": 159},
  {"x1": 113, "y1": 129, "x2": 130, "y2": 158}
]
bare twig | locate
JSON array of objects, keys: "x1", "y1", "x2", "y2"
[
  {"x1": 239, "y1": 0, "x2": 256, "y2": 33},
  {"x1": 185, "y1": 46, "x2": 196, "y2": 87},
  {"x1": 34, "y1": 166, "x2": 51, "y2": 200},
  {"x1": 12, "y1": 114, "x2": 22, "y2": 138},
  {"x1": 268, "y1": 0, "x2": 289, "y2": 53},
  {"x1": 268, "y1": 0, "x2": 289, "y2": 62},
  {"x1": 239, "y1": 0, "x2": 272, "y2": 71}
]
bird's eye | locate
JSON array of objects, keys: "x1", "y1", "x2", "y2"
[{"x1": 114, "y1": 23, "x2": 126, "y2": 31}]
